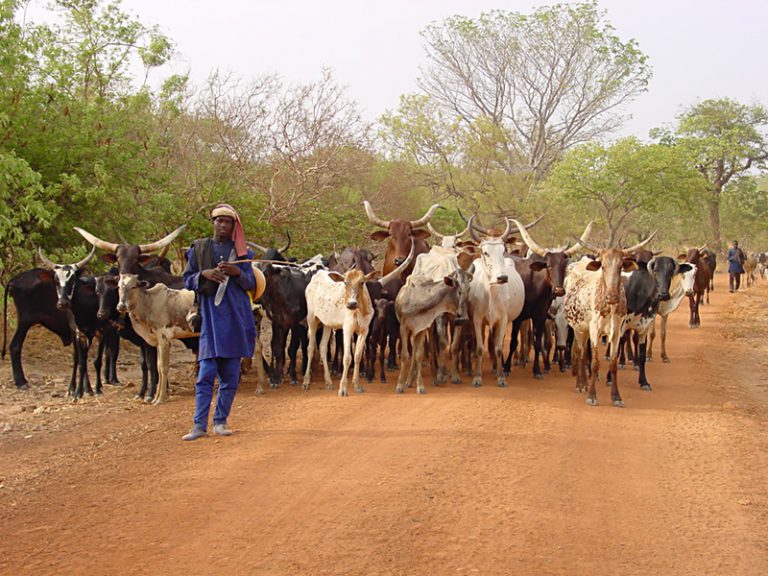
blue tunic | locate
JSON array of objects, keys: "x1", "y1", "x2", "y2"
[
  {"x1": 183, "y1": 240, "x2": 256, "y2": 361},
  {"x1": 727, "y1": 247, "x2": 745, "y2": 274}
]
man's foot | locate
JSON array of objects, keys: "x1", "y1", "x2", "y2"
[
  {"x1": 213, "y1": 423, "x2": 233, "y2": 436},
  {"x1": 182, "y1": 426, "x2": 207, "y2": 441}
]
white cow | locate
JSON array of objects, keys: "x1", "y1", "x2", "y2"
[
  {"x1": 466, "y1": 217, "x2": 525, "y2": 388},
  {"x1": 116, "y1": 274, "x2": 198, "y2": 404},
  {"x1": 647, "y1": 259, "x2": 697, "y2": 363},
  {"x1": 302, "y1": 247, "x2": 413, "y2": 396}
]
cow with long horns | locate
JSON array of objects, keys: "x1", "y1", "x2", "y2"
[
  {"x1": 563, "y1": 232, "x2": 656, "y2": 407},
  {"x1": 363, "y1": 200, "x2": 442, "y2": 277}
]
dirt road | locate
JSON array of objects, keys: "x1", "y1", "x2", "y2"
[{"x1": 1, "y1": 274, "x2": 767, "y2": 575}]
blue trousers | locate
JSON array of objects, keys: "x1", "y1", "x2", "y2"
[{"x1": 193, "y1": 357, "x2": 241, "y2": 430}]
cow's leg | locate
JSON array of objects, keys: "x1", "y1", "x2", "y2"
[
  {"x1": 471, "y1": 319, "x2": 484, "y2": 388},
  {"x1": 532, "y1": 318, "x2": 546, "y2": 379},
  {"x1": 647, "y1": 318, "x2": 656, "y2": 362},
  {"x1": 565, "y1": 326, "x2": 574, "y2": 369},
  {"x1": 435, "y1": 316, "x2": 448, "y2": 385},
  {"x1": 386, "y1": 317, "x2": 399, "y2": 370},
  {"x1": 152, "y1": 338, "x2": 171, "y2": 405},
  {"x1": 287, "y1": 325, "x2": 306, "y2": 386},
  {"x1": 637, "y1": 335, "x2": 651, "y2": 390},
  {"x1": 253, "y1": 331, "x2": 266, "y2": 395},
  {"x1": 688, "y1": 294, "x2": 696, "y2": 328},
  {"x1": 542, "y1": 318, "x2": 553, "y2": 374},
  {"x1": 413, "y1": 331, "x2": 428, "y2": 394},
  {"x1": 504, "y1": 319, "x2": 520, "y2": 374},
  {"x1": 270, "y1": 324, "x2": 288, "y2": 387},
  {"x1": 302, "y1": 318, "x2": 318, "y2": 391},
  {"x1": 338, "y1": 326, "x2": 353, "y2": 397},
  {"x1": 395, "y1": 324, "x2": 412, "y2": 394},
  {"x1": 318, "y1": 327, "x2": 334, "y2": 390},
  {"x1": 450, "y1": 324, "x2": 464, "y2": 384},
  {"x1": 660, "y1": 315, "x2": 671, "y2": 363},
  {"x1": 140, "y1": 345, "x2": 159, "y2": 401},
  {"x1": 136, "y1": 343, "x2": 149, "y2": 399},
  {"x1": 378, "y1": 333, "x2": 387, "y2": 383},
  {"x1": 67, "y1": 344, "x2": 78, "y2": 398},
  {"x1": 9, "y1": 323, "x2": 32, "y2": 389},
  {"x1": 331, "y1": 330, "x2": 343, "y2": 375},
  {"x1": 352, "y1": 327, "x2": 367, "y2": 394},
  {"x1": 494, "y1": 318, "x2": 508, "y2": 388},
  {"x1": 94, "y1": 335, "x2": 106, "y2": 392}
]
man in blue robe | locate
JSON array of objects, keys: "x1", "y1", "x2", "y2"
[
  {"x1": 727, "y1": 239, "x2": 746, "y2": 293},
  {"x1": 182, "y1": 204, "x2": 256, "y2": 440}
]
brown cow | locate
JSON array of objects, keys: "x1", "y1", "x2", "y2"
[
  {"x1": 679, "y1": 245, "x2": 712, "y2": 329},
  {"x1": 363, "y1": 201, "x2": 442, "y2": 276}
]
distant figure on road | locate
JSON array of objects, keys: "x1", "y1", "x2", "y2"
[{"x1": 727, "y1": 240, "x2": 746, "y2": 293}]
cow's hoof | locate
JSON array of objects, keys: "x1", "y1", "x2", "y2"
[
  {"x1": 640, "y1": 382, "x2": 652, "y2": 391},
  {"x1": 355, "y1": 386, "x2": 364, "y2": 394},
  {"x1": 619, "y1": 363, "x2": 626, "y2": 370},
  {"x1": 612, "y1": 399, "x2": 625, "y2": 408},
  {"x1": 269, "y1": 382, "x2": 279, "y2": 389},
  {"x1": 144, "y1": 396, "x2": 154, "y2": 404},
  {"x1": 534, "y1": 373, "x2": 544, "y2": 380},
  {"x1": 451, "y1": 378, "x2": 462, "y2": 385},
  {"x1": 586, "y1": 397, "x2": 598, "y2": 406},
  {"x1": 497, "y1": 379, "x2": 507, "y2": 388},
  {"x1": 133, "y1": 394, "x2": 144, "y2": 402},
  {"x1": 325, "y1": 383, "x2": 334, "y2": 391},
  {"x1": 662, "y1": 357, "x2": 671, "y2": 364},
  {"x1": 380, "y1": 377, "x2": 387, "y2": 383},
  {"x1": 338, "y1": 389, "x2": 348, "y2": 397},
  {"x1": 255, "y1": 388, "x2": 265, "y2": 396},
  {"x1": 290, "y1": 378, "x2": 298, "y2": 386},
  {"x1": 472, "y1": 379, "x2": 482, "y2": 388},
  {"x1": 395, "y1": 386, "x2": 404, "y2": 394},
  {"x1": 417, "y1": 387, "x2": 426, "y2": 394},
  {"x1": 387, "y1": 363, "x2": 398, "y2": 371},
  {"x1": 302, "y1": 382, "x2": 310, "y2": 391}
]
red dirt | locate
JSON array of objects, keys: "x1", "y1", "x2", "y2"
[{"x1": 1, "y1": 273, "x2": 767, "y2": 575}]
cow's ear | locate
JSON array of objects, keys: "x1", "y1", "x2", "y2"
[
  {"x1": 328, "y1": 271, "x2": 345, "y2": 282},
  {"x1": 138, "y1": 280, "x2": 151, "y2": 289},
  {"x1": 370, "y1": 230, "x2": 390, "y2": 242},
  {"x1": 443, "y1": 275, "x2": 456, "y2": 287},
  {"x1": 622, "y1": 259, "x2": 639, "y2": 272},
  {"x1": 678, "y1": 253, "x2": 687, "y2": 262},
  {"x1": 586, "y1": 260, "x2": 602, "y2": 272},
  {"x1": 138, "y1": 255, "x2": 158, "y2": 267},
  {"x1": 457, "y1": 251, "x2": 477, "y2": 271},
  {"x1": 678, "y1": 263, "x2": 694, "y2": 274},
  {"x1": 101, "y1": 253, "x2": 117, "y2": 264},
  {"x1": 36, "y1": 270, "x2": 55, "y2": 283},
  {"x1": 529, "y1": 261, "x2": 547, "y2": 272},
  {"x1": 412, "y1": 229, "x2": 431, "y2": 240},
  {"x1": 105, "y1": 276, "x2": 119, "y2": 287},
  {"x1": 365, "y1": 271, "x2": 381, "y2": 281},
  {"x1": 79, "y1": 283, "x2": 95, "y2": 296}
]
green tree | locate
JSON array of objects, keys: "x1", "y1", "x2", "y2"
[
  {"x1": 543, "y1": 137, "x2": 702, "y2": 247},
  {"x1": 659, "y1": 98, "x2": 768, "y2": 250}
]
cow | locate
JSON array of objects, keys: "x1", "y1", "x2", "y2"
[
  {"x1": 2, "y1": 248, "x2": 104, "y2": 395},
  {"x1": 744, "y1": 252, "x2": 758, "y2": 287},
  {"x1": 363, "y1": 200, "x2": 442, "y2": 276},
  {"x1": 302, "y1": 246, "x2": 414, "y2": 396},
  {"x1": 647, "y1": 260, "x2": 697, "y2": 363},
  {"x1": 563, "y1": 233, "x2": 656, "y2": 407},
  {"x1": 115, "y1": 274, "x2": 198, "y2": 404},
  {"x1": 426, "y1": 222, "x2": 471, "y2": 250},
  {"x1": 505, "y1": 219, "x2": 593, "y2": 379},
  {"x1": 395, "y1": 250, "x2": 475, "y2": 394},
  {"x1": 247, "y1": 232, "x2": 293, "y2": 264},
  {"x1": 680, "y1": 245, "x2": 712, "y2": 328},
  {"x1": 466, "y1": 217, "x2": 526, "y2": 388}
]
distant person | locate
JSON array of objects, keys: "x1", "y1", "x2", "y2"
[
  {"x1": 727, "y1": 239, "x2": 746, "y2": 293},
  {"x1": 181, "y1": 204, "x2": 256, "y2": 440}
]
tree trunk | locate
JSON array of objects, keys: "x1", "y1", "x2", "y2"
[{"x1": 707, "y1": 194, "x2": 722, "y2": 253}]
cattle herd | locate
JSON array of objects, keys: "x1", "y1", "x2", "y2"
[{"x1": 3, "y1": 202, "x2": 739, "y2": 409}]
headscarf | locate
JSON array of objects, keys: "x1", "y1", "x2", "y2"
[{"x1": 211, "y1": 203, "x2": 248, "y2": 257}]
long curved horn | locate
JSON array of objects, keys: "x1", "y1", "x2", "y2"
[
  {"x1": 362, "y1": 200, "x2": 390, "y2": 228},
  {"x1": 622, "y1": 230, "x2": 658, "y2": 256},
  {"x1": 74, "y1": 227, "x2": 119, "y2": 252},
  {"x1": 455, "y1": 222, "x2": 471, "y2": 239},
  {"x1": 37, "y1": 247, "x2": 57, "y2": 270},
  {"x1": 74, "y1": 246, "x2": 96, "y2": 270},
  {"x1": 246, "y1": 241, "x2": 269, "y2": 254},
  {"x1": 510, "y1": 219, "x2": 546, "y2": 257},
  {"x1": 158, "y1": 242, "x2": 171, "y2": 260},
  {"x1": 279, "y1": 230, "x2": 292, "y2": 254},
  {"x1": 698, "y1": 243, "x2": 708, "y2": 252},
  {"x1": 500, "y1": 218, "x2": 513, "y2": 242},
  {"x1": 426, "y1": 223, "x2": 444, "y2": 243},
  {"x1": 138, "y1": 224, "x2": 187, "y2": 254},
  {"x1": 565, "y1": 221, "x2": 595, "y2": 256},
  {"x1": 410, "y1": 204, "x2": 443, "y2": 228},
  {"x1": 468, "y1": 215, "x2": 482, "y2": 243},
  {"x1": 379, "y1": 241, "x2": 416, "y2": 286}
]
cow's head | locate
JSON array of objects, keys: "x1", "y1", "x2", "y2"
[
  {"x1": 449, "y1": 250, "x2": 476, "y2": 324},
  {"x1": 364, "y1": 201, "x2": 440, "y2": 268},
  {"x1": 37, "y1": 247, "x2": 96, "y2": 309},
  {"x1": 679, "y1": 244, "x2": 708, "y2": 265},
  {"x1": 116, "y1": 274, "x2": 149, "y2": 314},
  {"x1": 579, "y1": 233, "x2": 657, "y2": 306},
  {"x1": 94, "y1": 272, "x2": 119, "y2": 320},
  {"x1": 468, "y1": 216, "x2": 515, "y2": 285},
  {"x1": 328, "y1": 269, "x2": 379, "y2": 312},
  {"x1": 647, "y1": 257, "x2": 696, "y2": 301},
  {"x1": 426, "y1": 221, "x2": 471, "y2": 250},
  {"x1": 247, "y1": 231, "x2": 292, "y2": 263},
  {"x1": 512, "y1": 219, "x2": 593, "y2": 297},
  {"x1": 74, "y1": 225, "x2": 185, "y2": 275}
]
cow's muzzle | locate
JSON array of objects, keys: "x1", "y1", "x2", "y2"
[
  {"x1": 495, "y1": 275, "x2": 508, "y2": 284},
  {"x1": 117, "y1": 303, "x2": 128, "y2": 314},
  {"x1": 346, "y1": 301, "x2": 358, "y2": 310},
  {"x1": 685, "y1": 289, "x2": 694, "y2": 297},
  {"x1": 394, "y1": 257, "x2": 406, "y2": 266},
  {"x1": 552, "y1": 286, "x2": 565, "y2": 297},
  {"x1": 97, "y1": 310, "x2": 109, "y2": 320},
  {"x1": 56, "y1": 300, "x2": 71, "y2": 310}
]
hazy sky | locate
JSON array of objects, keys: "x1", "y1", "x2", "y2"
[{"x1": 23, "y1": 0, "x2": 768, "y2": 138}]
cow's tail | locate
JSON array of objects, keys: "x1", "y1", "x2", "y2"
[{"x1": 2, "y1": 281, "x2": 10, "y2": 360}]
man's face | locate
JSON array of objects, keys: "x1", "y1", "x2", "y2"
[
  {"x1": 213, "y1": 216, "x2": 235, "y2": 240},
  {"x1": 734, "y1": 241, "x2": 739, "y2": 248}
]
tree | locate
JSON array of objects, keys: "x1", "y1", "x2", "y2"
[
  {"x1": 658, "y1": 98, "x2": 768, "y2": 250},
  {"x1": 543, "y1": 138, "x2": 702, "y2": 247},
  {"x1": 416, "y1": 1, "x2": 651, "y2": 181}
]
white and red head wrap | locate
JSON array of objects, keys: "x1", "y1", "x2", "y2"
[{"x1": 211, "y1": 203, "x2": 248, "y2": 257}]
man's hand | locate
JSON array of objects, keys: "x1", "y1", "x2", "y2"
[
  {"x1": 202, "y1": 268, "x2": 227, "y2": 283},
  {"x1": 218, "y1": 262, "x2": 242, "y2": 277}
]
